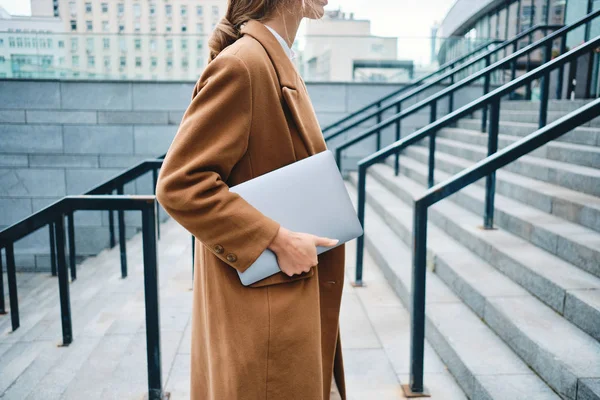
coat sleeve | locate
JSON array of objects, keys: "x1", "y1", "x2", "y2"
[{"x1": 155, "y1": 53, "x2": 281, "y2": 274}]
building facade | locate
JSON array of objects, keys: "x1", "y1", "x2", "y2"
[
  {"x1": 0, "y1": 6, "x2": 66, "y2": 78},
  {"x1": 301, "y1": 9, "x2": 399, "y2": 82},
  {"x1": 30, "y1": 0, "x2": 227, "y2": 79},
  {"x1": 438, "y1": 0, "x2": 600, "y2": 98}
]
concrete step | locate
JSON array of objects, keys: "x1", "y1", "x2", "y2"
[
  {"x1": 347, "y1": 170, "x2": 600, "y2": 400},
  {"x1": 457, "y1": 118, "x2": 600, "y2": 147},
  {"x1": 473, "y1": 109, "x2": 600, "y2": 128},
  {"x1": 438, "y1": 127, "x2": 600, "y2": 169},
  {"x1": 344, "y1": 183, "x2": 561, "y2": 400},
  {"x1": 394, "y1": 142, "x2": 600, "y2": 234},
  {"x1": 416, "y1": 133, "x2": 600, "y2": 197},
  {"x1": 501, "y1": 99, "x2": 595, "y2": 113},
  {"x1": 399, "y1": 146, "x2": 600, "y2": 277},
  {"x1": 367, "y1": 161, "x2": 600, "y2": 342}
]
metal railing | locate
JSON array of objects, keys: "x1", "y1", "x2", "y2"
[
  {"x1": 0, "y1": 195, "x2": 165, "y2": 399},
  {"x1": 0, "y1": 159, "x2": 167, "y2": 399},
  {"x1": 335, "y1": 10, "x2": 600, "y2": 185},
  {"x1": 411, "y1": 97, "x2": 600, "y2": 395},
  {"x1": 321, "y1": 39, "x2": 501, "y2": 134},
  {"x1": 324, "y1": 23, "x2": 563, "y2": 150},
  {"x1": 353, "y1": 29, "x2": 600, "y2": 396}
]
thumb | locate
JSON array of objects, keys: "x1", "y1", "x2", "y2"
[{"x1": 313, "y1": 235, "x2": 339, "y2": 247}]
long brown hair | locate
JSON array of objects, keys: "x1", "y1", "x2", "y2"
[{"x1": 208, "y1": 0, "x2": 318, "y2": 62}]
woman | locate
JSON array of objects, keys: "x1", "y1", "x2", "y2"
[{"x1": 155, "y1": 0, "x2": 347, "y2": 399}]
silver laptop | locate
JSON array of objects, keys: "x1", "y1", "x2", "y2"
[{"x1": 229, "y1": 150, "x2": 363, "y2": 286}]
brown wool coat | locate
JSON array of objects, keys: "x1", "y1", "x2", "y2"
[{"x1": 155, "y1": 20, "x2": 347, "y2": 400}]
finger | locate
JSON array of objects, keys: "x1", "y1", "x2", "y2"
[{"x1": 313, "y1": 236, "x2": 339, "y2": 247}]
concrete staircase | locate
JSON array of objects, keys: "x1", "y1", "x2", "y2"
[{"x1": 346, "y1": 99, "x2": 600, "y2": 400}]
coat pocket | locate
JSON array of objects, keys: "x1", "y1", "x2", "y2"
[{"x1": 247, "y1": 266, "x2": 315, "y2": 288}]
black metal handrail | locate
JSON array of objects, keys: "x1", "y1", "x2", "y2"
[
  {"x1": 324, "y1": 23, "x2": 562, "y2": 145},
  {"x1": 410, "y1": 98, "x2": 600, "y2": 396},
  {"x1": 333, "y1": 10, "x2": 600, "y2": 175},
  {"x1": 0, "y1": 195, "x2": 165, "y2": 400},
  {"x1": 352, "y1": 30, "x2": 600, "y2": 396},
  {"x1": 321, "y1": 39, "x2": 502, "y2": 134}
]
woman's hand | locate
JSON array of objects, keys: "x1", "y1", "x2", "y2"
[{"x1": 268, "y1": 226, "x2": 339, "y2": 277}]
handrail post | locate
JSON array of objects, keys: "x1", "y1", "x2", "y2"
[
  {"x1": 117, "y1": 185, "x2": 128, "y2": 278},
  {"x1": 109, "y1": 203, "x2": 115, "y2": 248},
  {"x1": 509, "y1": 42, "x2": 518, "y2": 100},
  {"x1": 481, "y1": 54, "x2": 491, "y2": 133},
  {"x1": 376, "y1": 101, "x2": 382, "y2": 152},
  {"x1": 5, "y1": 243, "x2": 19, "y2": 331},
  {"x1": 394, "y1": 102, "x2": 402, "y2": 176},
  {"x1": 67, "y1": 212, "x2": 76, "y2": 281},
  {"x1": 404, "y1": 200, "x2": 429, "y2": 397},
  {"x1": 55, "y1": 215, "x2": 73, "y2": 345},
  {"x1": 49, "y1": 222, "x2": 57, "y2": 276},
  {"x1": 141, "y1": 201, "x2": 164, "y2": 400},
  {"x1": 484, "y1": 99, "x2": 500, "y2": 230},
  {"x1": 428, "y1": 101, "x2": 437, "y2": 188},
  {"x1": 0, "y1": 249, "x2": 5, "y2": 314},
  {"x1": 526, "y1": 32, "x2": 533, "y2": 99},
  {"x1": 539, "y1": 41, "x2": 553, "y2": 128},
  {"x1": 354, "y1": 163, "x2": 367, "y2": 286},
  {"x1": 556, "y1": 35, "x2": 567, "y2": 99},
  {"x1": 335, "y1": 146, "x2": 343, "y2": 172}
]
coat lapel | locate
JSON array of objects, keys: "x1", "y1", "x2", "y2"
[{"x1": 240, "y1": 20, "x2": 326, "y2": 157}]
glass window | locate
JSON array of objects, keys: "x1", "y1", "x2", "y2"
[
  {"x1": 508, "y1": 1, "x2": 519, "y2": 39},
  {"x1": 85, "y1": 2, "x2": 91, "y2": 13},
  {"x1": 197, "y1": 23, "x2": 204, "y2": 33},
  {"x1": 197, "y1": 39, "x2": 203, "y2": 50},
  {"x1": 88, "y1": 55, "x2": 95, "y2": 67},
  {"x1": 119, "y1": 38, "x2": 126, "y2": 51},
  {"x1": 117, "y1": 3, "x2": 124, "y2": 16},
  {"x1": 70, "y1": 20, "x2": 77, "y2": 31},
  {"x1": 71, "y1": 37, "x2": 78, "y2": 50},
  {"x1": 212, "y1": 6, "x2": 219, "y2": 16},
  {"x1": 101, "y1": 3, "x2": 108, "y2": 13},
  {"x1": 166, "y1": 5, "x2": 172, "y2": 16},
  {"x1": 133, "y1": 4, "x2": 141, "y2": 17},
  {"x1": 86, "y1": 37, "x2": 94, "y2": 51},
  {"x1": 134, "y1": 22, "x2": 141, "y2": 32},
  {"x1": 182, "y1": 57, "x2": 189, "y2": 68},
  {"x1": 103, "y1": 38, "x2": 110, "y2": 49},
  {"x1": 102, "y1": 21, "x2": 109, "y2": 32},
  {"x1": 24, "y1": 37, "x2": 31, "y2": 47},
  {"x1": 197, "y1": 6, "x2": 203, "y2": 16},
  {"x1": 86, "y1": 21, "x2": 93, "y2": 31},
  {"x1": 9, "y1": 37, "x2": 15, "y2": 47},
  {"x1": 150, "y1": 39, "x2": 157, "y2": 51},
  {"x1": 47, "y1": 38, "x2": 52, "y2": 48},
  {"x1": 120, "y1": 56, "x2": 126, "y2": 67},
  {"x1": 182, "y1": 25, "x2": 187, "y2": 32},
  {"x1": 181, "y1": 5, "x2": 187, "y2": 16},
  {"x1": 150, "y1": 21, "x2": 157, "y2": 32},
  {"x1": 72, "y1": 55, "x2": 79, "y2": 67},
  {"x1": 548, "y1": 0, "x2": 566, "y2": 25},
  {"x1": 104, "y1": 56, "x2": 110, "y2": 68},
  {"x1": 497, "y1": 6, "x2": 507, "y2": 40},
  {"x1": 166, "y1": 24, "x2": 172, "y2": 32},
  {"x1": 135, "y1": 38, "x2": 141, "y2": 50},
  {"x1": 166, "y1": 39, "x2": 173, "y2": 50},
  {"x1": 150, "y1": 3, "x2": 156, "y2": 15},
  {"x1": 69, "y1": 1, "x2": 76, "y2": 16},
  {"x1": 565, "y1": 0, "x2": 589, "y2": 47},
  {"x1": 16, "y1": 37, "x2": 22, "y2": 47},
  {"x1": 151, "y1": 57, "x2": 157, "y2": 68},
  {"x1": 135, "y1": 57, "x2": 142, "y2": 67},
  {"x1": 58, "y1": 40, "x2": 64, "y2": 48},
  {"x1": 119, "y1": 24, "x2": 125, "y2": 32},
  {"x1": 166, "y1": 57, "x2": 173, "y2": 69},
  {"x1": 181, "y1": 39, "x2": 188, "y2": 49}
]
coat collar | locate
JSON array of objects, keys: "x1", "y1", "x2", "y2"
[
  {"x1": 240, "y1": 20, "x2": 326, "y2": 156},
  {"x1": 240, "y1": 20, "x2": 299, "y2": 90}
]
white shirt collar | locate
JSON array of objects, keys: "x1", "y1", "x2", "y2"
[{"x1": 263, "y1": 24, "x2": 296, "y2": 61}]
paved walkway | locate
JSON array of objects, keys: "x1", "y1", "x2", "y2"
[{"x1": 0, "y1": 218, "x2": 465, "y2": 399}]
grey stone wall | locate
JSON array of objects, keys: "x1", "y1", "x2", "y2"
[{"x1": 0, "y1": 79, "x2": 489, "y2": 271}]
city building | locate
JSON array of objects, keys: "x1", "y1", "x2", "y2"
[
  {"x1": 438, "y1": 0, "x2": 599, "y2": 98},
  {"x1": 30, "y1": 0, "x2": 228, "y2": 79},
  {"x1": 300, "y1": 9, "x2": 401, "y2": 82},
  {"x1": 0, "y1": 6, "x2": 66, "y2": 78}
]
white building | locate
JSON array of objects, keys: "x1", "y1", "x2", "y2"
[
  {"x1": 0, "y1": 6, "x2": 66, "y2": 78},
  {"x1": 29, "y1": 0, "x2": 228, "y2": 80},
  {"x1": 301, "y1": 9, "x2": 399, "y2": 82}
]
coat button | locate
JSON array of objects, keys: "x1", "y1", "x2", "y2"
[
  {"x1": 226, "y1": 253, "x2": 237, "y2": 262},
  {"x1": 214, "y1": 244, "x2": 224, "y2": 254}
]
